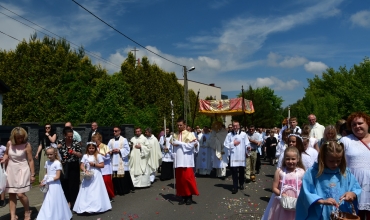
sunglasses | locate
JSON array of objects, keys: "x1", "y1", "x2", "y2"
[
  {"x1": 45, "y1": 127, "x2": 51, "y2": 129},
  {"x1": 113, "y1": 130, "x2": 120, "y2": 132}
]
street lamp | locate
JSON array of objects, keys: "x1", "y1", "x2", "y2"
[{"x1": 183, "y1": 66, "x2": 195, "y2": 125}]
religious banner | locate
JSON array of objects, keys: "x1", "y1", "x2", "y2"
[{"x1": 198, "y1": 97, "x2": 254, "y2": 116}]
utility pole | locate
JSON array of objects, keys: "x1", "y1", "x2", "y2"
[{"x1": 183, "y1": 66, "x2": 188, "y2": 124}]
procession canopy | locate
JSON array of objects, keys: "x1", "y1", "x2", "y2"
[{"x1": 199, "y1": 97, "x2": 254, "y2": 116}]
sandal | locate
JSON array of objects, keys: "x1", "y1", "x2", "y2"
[{"x1": 24, "y1": 210, "x2": 32, "y2": 220}]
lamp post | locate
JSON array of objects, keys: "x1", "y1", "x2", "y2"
[{"x1": 183, "y1": 66, "x2": 195, "y2": 125}]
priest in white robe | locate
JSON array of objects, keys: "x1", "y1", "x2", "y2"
[
  {"x1": 196, "y1": 126, "x2": 212, "y2": 175},
  {"x1": 129, "y1": 127, "x2": 151, "y2": 188},
  {"x1": 172, "y1": 118, "x2": 199, "y2": 205},
  {"x1": 209, "y1": 122, "x2": 229, "y2": 179},
  {"x1": 159, "y1": 128, "x2": 173, "y2": 180},
  {"x1": 145, "y1": 128, "x2": 162, "y2": 184},
  {"x1": 107, "y1": 126, "x2": 133, "y2": 195},
  {"x1": 224, "y1": 121, "x2": 250, "y2": 194}
]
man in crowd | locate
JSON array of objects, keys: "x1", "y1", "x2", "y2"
[
  {"x1": 108, "y1": 126, "x2": 132, "y2": 195},
  {"x1": 246, "y1": 125, "x2": 261, "y2": 182},
  {"x1": 308, "y1": 114, "x2": 325, "y2": 140},
  {"x1": 172, "y1": 118, "x2": 199, "y2": 205},
  {"x1": 278, "y1": 117, "x2": 301, "y2": 142},
  {"x1": 159, "y1": 128, "x2": 174, "y2": 181},
  {"x1": 65, "y1": 122, "x2": 81, "y2": 143},
  {"x1": 129, "y1": 127, "x2": 151, "y2": 188},
  {"x1": 145, "y1": 127, "x2": 162, "y2": 184},
  {"x1": 88, "y1": 121, "x2": 103, "y2": 142},
  {"x1": 196, "y1": 126, "x2": 212, "y2": 176},
  {"x1": 227, "y1": 124, "x2": 233, "y2": 133},
  {"x1": 224, "y1": 121, "x2": 250, "y2": 194}
]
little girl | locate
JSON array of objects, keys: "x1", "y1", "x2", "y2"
[
  {"x1": 295, "y1": 141, "x2": 362, "y2": 220},
  {"x1": 263, "y1": 147, "x2": 305, "y2": 220},
  {"x1": 275, "y1": 129, "x2": 290, "y2": 166},
  {"x1": 73, "y1": 142, "x2": 111, "y2": 214},
  {"x1": 301, "y1": 135, "x2": 318, "y2": 170},
  {"x1": 37, "y1": 147, "x2": 72, "y2": 220},
  {"x1": 277, "y1": 134, "x2": 305, "y2": 168}
]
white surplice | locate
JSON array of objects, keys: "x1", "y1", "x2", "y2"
[
  {"x1": 159, "y1": 135, "x2": 173, "y2": 162},
  {"x1": 147, "y1": 134, "x2": 162, "y2": 182},
  {"x1": 196, "y1": 133, "x2": 212, "y2": 174},
  {"x1": 129, "y1": 134, "x2": 150, "y2": 187},
  {"x1": 172, "y1": 130, "x2": 199, "y2": 168},
  {"x1": 108, "y1": 136, "x2": 130, "y2": 172},
  {"x1": 224, "y1": 130, "x2": 250, "y2": 167}
]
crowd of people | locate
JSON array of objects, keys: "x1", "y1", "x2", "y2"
[{"x1": 0, "y1": 112, "x2": 370, "y2": 219}]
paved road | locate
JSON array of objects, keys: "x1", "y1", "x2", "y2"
[{"x1": 0, "y1": 160, "x2": 276, "y2": 220}]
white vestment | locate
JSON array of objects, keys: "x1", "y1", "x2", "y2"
[
  {"x1": 159, "y1": 135, "x2": 173, "y2": 162},
  {"x1": 147, "y1": 134, "x2": 162, "y2": 182},
  {"x1": 129, "y1": 134, "x2": 150, "y2": 187},
  {"x1": 108, "y1": 136, "x2": 130, "y2": 173},
  {"x1": 196, "y1": 133, "x2": 212, "y2": 175},
  {"x1": 209, "y1": 128, "x2": 229, "y2": 177},
  {"x1": 224, "y1": 131, "x2": 250, "y2": 167},
  {"x1": 309, "y1": 122, "x2": 325, "y2": 140}
]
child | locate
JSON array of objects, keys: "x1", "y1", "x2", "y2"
[
  {"x1": 275, "y1": 128, "x2": 290, "y2": 166},
  {"x1": 301, "y1": 135, "x2": 318, "y2": 170},
  {"x1": 37, "y1": 147, "x2": 72, "y2": 220},
  {"x1": 295, "y1": 141, "x2": 362, "y2": 220},
  {"x1": 73, "y1": 142, "x2": 111, "y2": 214},
  {"x1": 277, "y1": 134, "x2": 305, "y2": 168},
  {"x1": 262, "y1": 147, "x2": 305, "y2": 220}
]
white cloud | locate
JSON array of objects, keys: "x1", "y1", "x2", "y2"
[
  {"x1": 350, "y1": 10, "x2": 370, "y2": 28},
  {"x1": 267, "y1": 52, "x2": 308, "y2": 68},
  {"x1": 255, "y1": 77, "x2": 300, "y2": 91},
  {"x1": 188, "y1": 0, "x2": 343, "y2": 64},
  {"x1": 304, "y1": 61, "x2": 328, "y2": 75}
]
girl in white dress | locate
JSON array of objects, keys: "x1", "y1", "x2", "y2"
[
  {"x1": 73, "y1": 142, "x2": 111, "y2": 214},
  {"x1": 37, "y1": 147, "x2": 72, "y2": 220}
]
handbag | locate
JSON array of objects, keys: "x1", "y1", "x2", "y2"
[
  {"x1": 0, "y1": 164, "x2": 7, "y2": 193},
  {"x1": 330, "y1": 199, "x2": 360, "y2": 220},
  {"x1": 39, "y1": 183, "x2": 49, "y2": 193},
  {"x1": 277, "y1": 168, "x2": 299, "y2": 211}
]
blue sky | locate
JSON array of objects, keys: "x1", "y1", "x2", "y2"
[{"x1": 1, "y1": 0, "x2": 370, "y2": 107}]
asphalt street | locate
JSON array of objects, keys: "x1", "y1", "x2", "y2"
[{"x1": 0, "y1": 160, "x2": 276, "y2": 220}]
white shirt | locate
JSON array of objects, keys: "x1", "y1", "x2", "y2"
[{"x1": 224, "y1": 130, "x2": 250, "y2": 167}]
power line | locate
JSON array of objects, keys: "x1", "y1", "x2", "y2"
[
  {"x1": 71, "y1": 0, "x2": 185, "y2": 68},
  {"x1": 0, "y1": 30, "x2": 21, "y2": 42},
  {"x1": 0, "y1": 4, "x2": 121, "y2": 69}
]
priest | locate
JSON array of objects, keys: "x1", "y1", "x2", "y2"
[
  {"x1": 159, "y1": 128, "x2": 174, "y2": 181},
  {"x1": 145, "y1": 127, "x2": 162, "y2": 184},
  {"x1": 209, "y1": 122, "x2": 229, "y2": 179},
  {"x1": 224, "y1": 121, "x2": 250, "y2": 194},
  {"x1": 172, "y1": 118, "x2": 199, "y2": 205},
  {"x1": 196, "y1": 126, "x2": 212, "y2": 175},
  {"x1": 107, "y1": 126, "x2": 133, "y2": 195},
  {"x1": 129, "y1": 127, "x2": 151, "y2": 188}
]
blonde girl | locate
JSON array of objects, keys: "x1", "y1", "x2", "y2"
[{"x1": 296, "y1": 141, "x2": 362, "y2": 220}]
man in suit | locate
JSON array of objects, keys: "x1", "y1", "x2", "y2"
[{"x1": 88, "y1": 122, "x2": 104, "y2": 142}]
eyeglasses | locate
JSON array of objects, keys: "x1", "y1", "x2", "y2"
[
  {"x1": 228, "y1": 127, "x2": 232, "y2": 129},
  {"x1": 45, "y1": 127, "x2": 51, "y2": 129},
  {"x1": 46, "y1": 154, "x2": 54, "y2": 156},
  {"x1": 113, "y1": 130, "x2": 119, "y2": 132}
]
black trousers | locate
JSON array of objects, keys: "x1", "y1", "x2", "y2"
[
  {"x1": 231, "y1": 166, "x2": 244, "y2": 189},
  {"x1": 256, "y1": 152, "x2": 261, "y2": 171},
  {"x1": 61, "y1": 161, "x2": 80, "y2": 206}
]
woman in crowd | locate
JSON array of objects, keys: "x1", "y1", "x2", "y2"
[
  {"x1": 318, "y1": 125, "x2": 337, "y2": 148},
  {"x1": 57, "y1": 127, "x2": 82, "y2": 209},
  {"x1": 0, "y1": 127, "x2": 35, "y2": 220},
  {"x1": 35, "y1": 123, "x2": 57, "y2": 182},
  {"x1": 341, "y1": 112, "x2": 370, "y2": 219},
  {"x1": 265, "y1": 130, "x2": 278, "y2": 166}
]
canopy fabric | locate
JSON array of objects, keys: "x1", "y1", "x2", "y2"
[{"x1": 198, "y1": 97, "x2": 254, "y2": 116}]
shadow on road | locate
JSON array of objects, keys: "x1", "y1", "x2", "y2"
[
  {"x1": 159, "y1": 193, "x2": 181, "y2": 205},
  {"x1": 265, "y1": 174, "x2": 274, "y2": 178},
  {"x1": 264, "y1": 188, "x2": 272, "y2": 193},
  {"x1": 260, "y1": 196, "x2": 270, "y2": 203}
]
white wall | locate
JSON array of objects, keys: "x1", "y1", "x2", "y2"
[{"x1": 177, "y1": 79, "x2": 221, "y2": 100}]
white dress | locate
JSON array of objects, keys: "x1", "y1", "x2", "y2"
[
  {"x1": 342, "y1": 134, "x2": 370, "y2": 210},
  {"x1": 37, "y1": 160, "x2": 72, "y2": 220},
  {"x1": 73, "y1": 154, "x2": 112, "y2": 213},
  {"x1": 301, "y1": 147, "x2": 318, "y2": 170}
]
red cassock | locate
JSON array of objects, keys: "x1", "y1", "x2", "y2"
[
  {"x1": 175, "y1": 167, "x2": 199, "y2": 196},
  {"x1": 103, "y1": 175, "x2": 115, "y2": 198}
]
